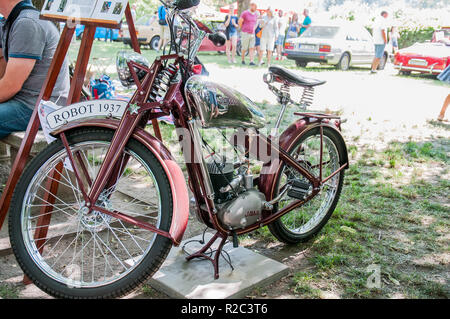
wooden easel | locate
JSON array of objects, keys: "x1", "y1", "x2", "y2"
[{"x1": 0, "y1": 3, "x2": 162, "y2": 282}]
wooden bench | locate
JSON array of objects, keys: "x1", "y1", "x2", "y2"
[{"x1": 0, "y1": 131, "x2": 48, "y2": 166}]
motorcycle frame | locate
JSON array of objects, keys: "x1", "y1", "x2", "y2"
[{"x1": 54, "y1": 53, "x2": 348, "y2": 244}]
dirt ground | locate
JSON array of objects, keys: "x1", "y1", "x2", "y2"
[{"x1": 0, "y1": 61, "x2": 448, "y2": 299}]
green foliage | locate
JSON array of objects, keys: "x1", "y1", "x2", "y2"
[
  {"x1": 398, "y1": 26, "x2": 436, "y2": 48},
  {"x1": 129, "y1": 0, "x2": 159, "y2": 19}
]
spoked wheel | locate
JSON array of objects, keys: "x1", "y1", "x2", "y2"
[
  {"x1": 9, "y1": 128, "x2": 173, "y2": 298},
  {"x1": 268, "y1": 127, "x2": 346, "y2": 244}
]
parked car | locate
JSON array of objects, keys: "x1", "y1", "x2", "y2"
[
  {"x1": 394, "y1": 28, "x2": 450, "y2": 75},
  {"x1": 283, "y1": 23, "x2": 389, "y2": 70},
  {"x1": 120, "y1": 16, "x2": 161, "y2": 50},
  {"x1": 76, "y1": 25, "x2": 119, "y2": 41}
]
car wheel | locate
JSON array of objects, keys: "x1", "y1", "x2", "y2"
[
  {"x1": 295, "y1": 60, "x2": 308, "y2": 68},
  {"x1": 337, "y1": 53, "x2": 350, "y2": 71},
  {"x1": 399, "y1": 70, "x2": 411, "y2": 76},
  {"x1": 377, "y1": 53, "x2": 387, "y2": 70},
  {"x1": 150, "y1": 36, "x2": 160, "y2": 51}
]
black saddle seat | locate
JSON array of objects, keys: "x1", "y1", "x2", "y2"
[{"x1": 269, "y1": 66, "x2": 326, "y2": 87}]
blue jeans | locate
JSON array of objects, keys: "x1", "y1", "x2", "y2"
[
  {"x1": 0, "y1": 99, "x2": 33, "y2": 139},
  {"x1": 105, "y1": 29, "x2": 113, "y2": 42}
]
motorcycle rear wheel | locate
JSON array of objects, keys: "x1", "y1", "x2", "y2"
[
  {"x1": 268, "y1": 127, "x2": 346, "y2": 244},
  {"x1": 9, "y1": 128, "x2": 173, "y2": 298}
]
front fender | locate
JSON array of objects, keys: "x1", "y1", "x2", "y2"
[
  {"x1": 259, "y1": 117, "x2": 348, "y2": 202},
  {"x1": 51, "y1": 119, "x2": 189, "y2": 246}
]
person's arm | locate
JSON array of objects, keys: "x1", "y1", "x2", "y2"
[
  {"x1": 0, "y1": 57, "x2": 36, "y2": 102},
  {"x1": 382, "y1": 27, "x2": 387, "y2": 43},
  {"x1": 224, "y1": 15, "x2": 231, "y2": 27},
  {"x1": 238, "y1": 17, "x2": 244, "y2": 29},
  {"x1": 232, "y1": 17, "x2": 239, "y2": 28}
]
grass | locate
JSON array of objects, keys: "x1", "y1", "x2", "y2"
[
  {"x1": 68, "y1": 41, "x2": 379, "y2": 79},
  {"x1": 246, "y1": 133, "x2": 449, "y2": 299},
  {"x1": 0, "y1": 284, "x2": 19, "y2": 299}
]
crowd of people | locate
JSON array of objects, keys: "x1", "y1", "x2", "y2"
[{"x1": 223, "y1": 1, "x2": 311, "y2": 67}]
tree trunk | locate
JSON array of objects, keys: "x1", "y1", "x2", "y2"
[
  {"x1": 237, "y1": 0, "x2": 250, "y2": 17},
  {"x1": 32, "y1": 0, "x2": 45, "y2": 11}
]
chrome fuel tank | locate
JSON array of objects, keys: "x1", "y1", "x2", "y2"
[{"x1": 185, "y1": 75, "x2": 266, "y2": 129}]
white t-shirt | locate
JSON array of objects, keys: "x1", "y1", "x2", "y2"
[
  {"x1": 277, "y1": 16, "x2": 288, "y2": 36},
  {"x1": 261, "y1": 16, "x2": 278, "y2": 39},
  {"x1": 373, "y1": 16, "x2": 388, "y2": 45}
]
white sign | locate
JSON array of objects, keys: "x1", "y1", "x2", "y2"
[
  {"x1": 42, "y1": 0, "x2": 128, "y2": 23},
  {"x1": 46, "y1": 99, "x2": 128, "y2": 130}
]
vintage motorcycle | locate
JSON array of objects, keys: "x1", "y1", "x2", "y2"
[{"x1": 8, "y1": 0, "x2": 348, "y2": 298}]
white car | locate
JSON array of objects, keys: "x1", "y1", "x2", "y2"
[{"x1": 283, "y1": 23, "x2": 390, "y2": 70}]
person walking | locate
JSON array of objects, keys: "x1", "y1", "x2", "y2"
[
  {"x1": 275, "y1": 9, "x2": 287, "y2": 61},
  {"x1": 299, "y1": 9, "x2": 311, "y2": 36},
  {"x1": 259, "y1": 8, "x2": 277, "y2": 67},
  {"x1": 157, "y1": 4, "x2": 169, "y2": 52},
  {"x1": 371, "y1": 11, "x2": 389, "y2": 74},
  {"x1": 224, "y1": 3, "x2": 239, "y2": 64},
  {"x1": 286, "y1": 13, "x2": 300, "y2": 40},
  {"x1": 104, "y1": 28, "x2": 113, "y2": 42},
  {"x1": 390, "y1": 26, "x2": 400, "y2": 54},
  {"x1": 238, "y1": 1, "x2": 259, "y2": 66}
]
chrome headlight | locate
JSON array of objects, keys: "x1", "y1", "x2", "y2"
[{"x1": 116, "y1": 51, "x2": 150, "y2": 87}]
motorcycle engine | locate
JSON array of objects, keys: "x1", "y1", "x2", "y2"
[{"x1": 207, "y1": 159, "x2": 266, "y2": 230}]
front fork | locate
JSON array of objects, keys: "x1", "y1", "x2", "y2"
[{"x1": 58, "y1": 57, "x2": 178, "y2": 241}]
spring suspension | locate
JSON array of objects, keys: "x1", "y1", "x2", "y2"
[
  {"x1": 299, "y1": 86, "x2": 315, "y2": 108},
  {"x1": 278, "y1": 84, "x2": 291, "y2": 105},
  {"x1": 148, "y1": 63, "x2": 178, "y2": 102}
]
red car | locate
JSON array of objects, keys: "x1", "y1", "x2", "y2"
[
  {"x1": 194, "y1": 19, "x2": 226, "y2": 52},
  {"x1": 394, "y1": 28, "x2": 450, "y2": 75}
]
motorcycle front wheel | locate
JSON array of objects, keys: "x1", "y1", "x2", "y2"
[
  {"x1": 9, "y1": 128, "x2": 173, "y2": 298},
  {"x1": 269, "y1": 127, "x2": 346, "y2": 244}
]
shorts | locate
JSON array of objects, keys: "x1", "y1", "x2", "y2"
[
  {"x1": 391, "y1": 38, "x2": 398, "y2": 48},
  {"x1": 160, "y1": 25, "x2": 170, "y2": 41},
  {"x1": 240, "y1": 32, "x2": 255, "y2": 51},
  {"x1": 260, "y1": 36, "x2": 275, "y2": 51},
  {"x1": 255, "y1": 36, "x2": 260, "y2": 47},
  {"x1": 374, "y1": 44, "x2": 386, "y2": 59},
  {"x1": 276, "y1": 34, "x2": 285, "y2": 46},
  {"x1": 226, "y1": 29, "x2": 238, "y2": 41}
]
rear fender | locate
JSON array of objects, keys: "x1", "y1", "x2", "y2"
[
  {"x1": 259, "y1": 117, "x2": 348, "y2": 201},
  {"x1": 51, "y1": 119, "x2": 189, "y2": 246}
]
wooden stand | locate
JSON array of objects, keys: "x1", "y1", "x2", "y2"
[{"x1": 0, "y1": 4, "x2": 161, "y2": 283}]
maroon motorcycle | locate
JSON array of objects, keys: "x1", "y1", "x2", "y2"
[{"x1": 8, "y1": 0, "x2": 348, "y2": 298}]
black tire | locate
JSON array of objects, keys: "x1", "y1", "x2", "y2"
[
  {"x1": 9, "y1": 128, "x2": 173, "y2": 298},
  {"x1": 268, "y1": 127, "x2": 346, "y2": 244},
  {"x1": 377, "y1": 53, "x2": 387, "y2": 70},
  {"x1": 399, "y1": 70, "x2": 411, "y2": 76},
  {"x1": 295, "y1": 60, "x2": 308, "y2": 68},
  {"x1": 337, "y1": 53, "x2": 350, "y2": 71},
  {"x1": 149, "y1": 36, "x2": 160, "y2": 51}
]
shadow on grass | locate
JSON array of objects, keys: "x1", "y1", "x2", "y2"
[{"x1": 243, "y1": 137, "x2": 449, "y2": 299}]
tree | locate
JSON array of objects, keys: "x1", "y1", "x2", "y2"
[{"x1": 237, "y1": 0, "x2": 250, "y2": 16}]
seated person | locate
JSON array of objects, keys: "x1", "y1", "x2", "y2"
[{"x1": 0, "y1": 0, "x2": 69, "y2": 139}]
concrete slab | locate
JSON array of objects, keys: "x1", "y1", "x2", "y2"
[{"x1": 149, "y1": 233, "x2": 289, "y2": 299}]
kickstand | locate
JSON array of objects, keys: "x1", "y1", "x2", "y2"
[{"x1": 185, "y1": 231, "x2": 234, "y2": 279}]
